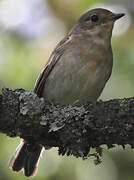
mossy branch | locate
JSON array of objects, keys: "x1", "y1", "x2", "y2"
[{"x1": 0, "y1": 88, "x2": 134, "y2": 158}]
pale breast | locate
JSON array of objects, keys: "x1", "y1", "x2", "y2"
[{"x1": 43, "y1": 44, "x2": 113, "y2": 105}]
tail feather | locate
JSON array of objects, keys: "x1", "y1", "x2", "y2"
[
  {"x1": 24, "y1": 145, "x2": 43, "y2": 177},
  {"x1": 9, "y1": 140, "x2": 43, "y2": 177},
  {"x1": 9, "y1": 140, "x2": 25, "y2": 171}
]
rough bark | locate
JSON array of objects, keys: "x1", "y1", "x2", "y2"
[{"x1": 0, "y1": 88, "x2": 134, "y2": 158}]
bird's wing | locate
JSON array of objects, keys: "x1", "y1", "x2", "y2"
[{"x1": 34, "y1": 35, "x2": 72, "y2": 97}]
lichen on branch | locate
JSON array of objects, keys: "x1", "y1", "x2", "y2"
[{"x1": 0, "y1": 88, "x2": 134, "y2": 158}]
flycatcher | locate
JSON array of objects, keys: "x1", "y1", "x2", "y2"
[{"x1": 9, "y1": 8, "x2": 125, "y2": 177}]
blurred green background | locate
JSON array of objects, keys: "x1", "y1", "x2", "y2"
[{"x1": 0, "y1": 0, "x2": 134, "y2": 180}]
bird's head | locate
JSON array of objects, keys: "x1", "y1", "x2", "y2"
[{"x1": 71, "y1": 8, "x2": 125, "y2": 40}]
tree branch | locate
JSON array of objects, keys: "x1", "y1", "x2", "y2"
[{"x1": 0, "y1": 88, "x2": 134, "y2": 158}]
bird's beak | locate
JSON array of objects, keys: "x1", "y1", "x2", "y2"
[{"x1": 112, "y1": 13, "x2": 125, "y2": 21}]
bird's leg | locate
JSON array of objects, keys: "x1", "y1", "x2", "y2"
[{"x1": 83, "y1": 146, "x2": 103, "y2": 165}]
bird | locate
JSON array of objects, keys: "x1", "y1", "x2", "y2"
[{"x1": 9, "y1": 8, "x2": 125, "y2": 177}]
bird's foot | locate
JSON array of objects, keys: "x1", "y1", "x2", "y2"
[{"x1": 83, "y1": 147, "x2": 103, "y2": 165}]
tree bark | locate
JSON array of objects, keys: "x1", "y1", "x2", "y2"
[{"x1": 0, "y1": 88, "x2": 134, "y2": 158}]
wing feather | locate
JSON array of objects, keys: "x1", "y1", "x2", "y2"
[{"x1": 34, "y1": 35, "x2": 71, "y2": 97}]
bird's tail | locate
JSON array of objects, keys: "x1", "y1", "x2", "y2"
[{"x1": 9, "y1": 140, "x2": 43, "y2": 177}]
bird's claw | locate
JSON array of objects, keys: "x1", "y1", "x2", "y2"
[{"x1": 82, "y1": 147, "x2": 103, "y2": 165}]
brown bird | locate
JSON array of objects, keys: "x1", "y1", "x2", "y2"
[{"x1": 9, "y1": 8, "x2": 125, "y2": 177}]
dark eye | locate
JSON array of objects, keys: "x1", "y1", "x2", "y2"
[{"x1": 91, "y1": 15, "x2": 99, "y2": 22}]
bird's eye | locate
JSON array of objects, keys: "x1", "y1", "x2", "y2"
[{"x1": 91, "y1": 15, "x2": 99, "y2": 22}]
